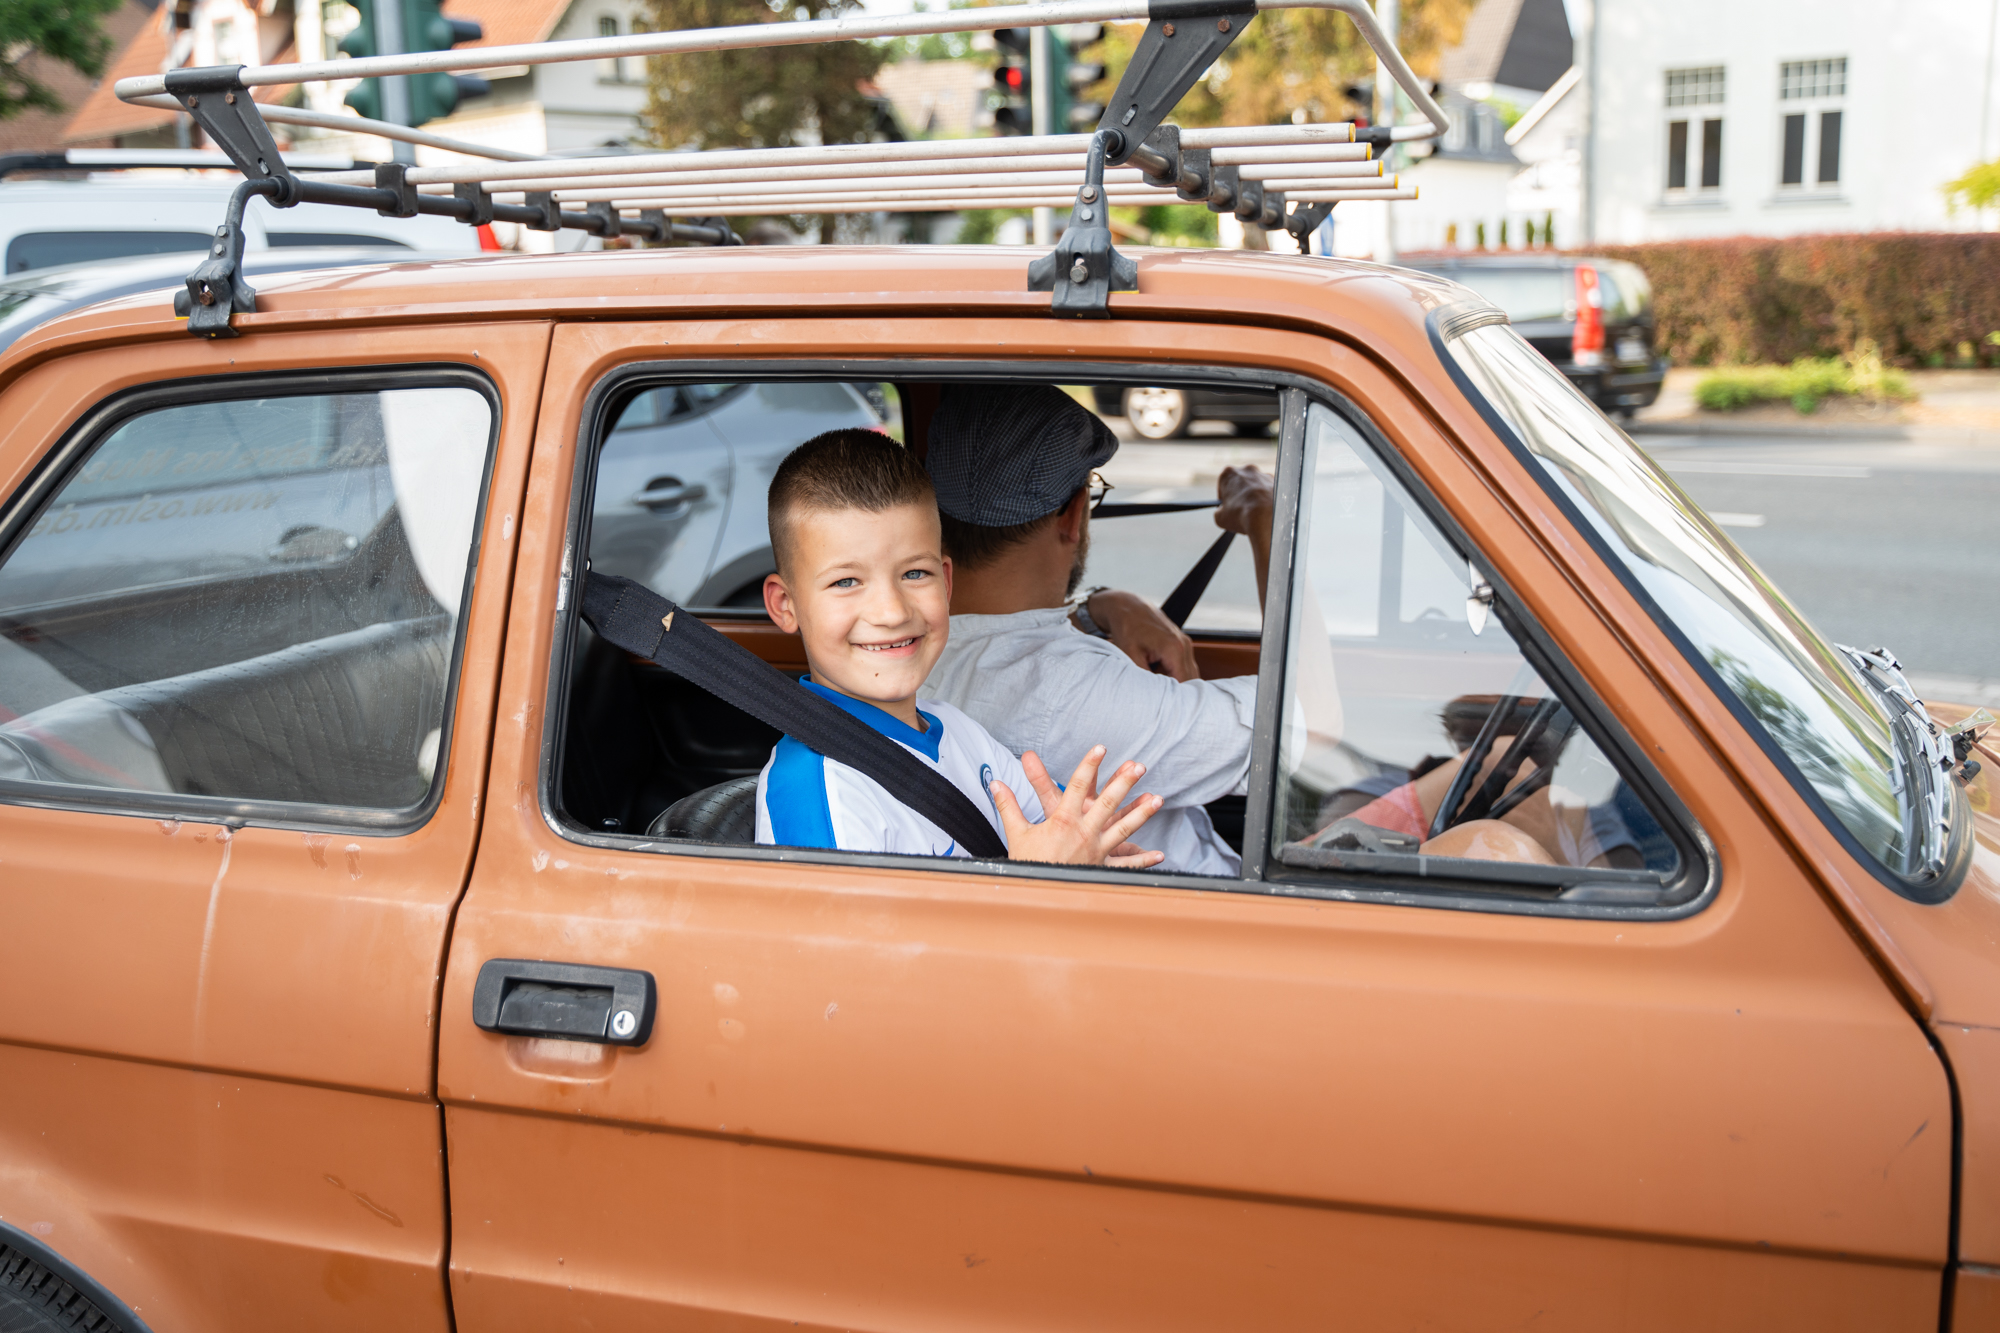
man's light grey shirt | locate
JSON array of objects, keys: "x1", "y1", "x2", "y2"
[{"x1": 921, "y1": 607, "x2": 1258, "y2": 876}]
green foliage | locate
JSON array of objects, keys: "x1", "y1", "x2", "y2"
[
  {"x1": 0, "y1": 0, "x2": 124, "y2": 121},
  {"x1": 1078, "y1": 0, "x2": 1471, "y2": 132},
  {"x1": 952, "y1": 209, "x2": 1024, "y2": 244},
  {"x1": 870, "y1": 0, "x2": 983, "y2": 62},
  {"x1": 1594, "y1": 233, "x2": 2000, "y2": 368},
  {"x1": 1694, "y1": 342, "x2": 1913, "y2": 414},
  {"x1": 642, "y1": 0, "x2": 886, "y2": 153},
  {"x1": 1113, "y1": 203, "x2": 1217, "y2": 246},
  {"x1": 1944, "y1": 160, "x2": 2000, "y2": 212}
]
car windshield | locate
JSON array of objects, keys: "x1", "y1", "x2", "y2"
[
  {"x1": 1435, "y1": 268, "x2": 1570, "y2": 322},
  {"x1": 1440, "y1": 321, "x2": 1915, "y2": 878}
]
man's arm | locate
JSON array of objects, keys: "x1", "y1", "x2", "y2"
[{"x1": 1214, "y1": 464, "x2": 1275, "y2": 610}]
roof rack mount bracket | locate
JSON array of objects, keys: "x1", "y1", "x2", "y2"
[
  {"x1": 162, "y1": 65, "x2": 297, "y2": 207},
  {"x1": 1098, "y1": 0, "x2": 1254, "y2": 167},
  {"x1": 1027, "y1": 131, "x2": 1137, "y2": 318},
  {"x1": 1284, "y1": 200, "x2": 1334, "y2": 253},
  {"x1": 172, "y1": 176, "x2": 278, "y2": 338}
]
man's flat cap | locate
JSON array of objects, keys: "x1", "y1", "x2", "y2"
[{"x1": 925, "y1": 383, "x2": 1118, "y2": 527}]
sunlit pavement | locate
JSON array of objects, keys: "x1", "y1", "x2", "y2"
[
  {"x1": 1640, "y1": 433, "x2": 2000, "y2": 705},
  {"x1": 1089, "y1": 415, "x2": 2000, "y2": 708}
]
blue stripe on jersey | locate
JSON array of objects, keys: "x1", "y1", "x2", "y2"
[
  {"x1": 763, "y1": 735, "x2": 837, "y2": 849},
  {"x1": 798, "y1": 676, "x2": 942, "y2": 761}
]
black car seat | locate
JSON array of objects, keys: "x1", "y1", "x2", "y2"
[
  {"x1": 647, "y1": 775, "x2": 757, "y2": 843},
  {"x1": 0, "y1": 616, "x2": 449, "y2": 807}
]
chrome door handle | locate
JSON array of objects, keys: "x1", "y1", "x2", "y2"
[
  {"x1": 471, "y1": 958, "x2": 656, "y2": 1046},
  {"x1": 631, "y1": 478, "x2": 708, "y2": 511}
]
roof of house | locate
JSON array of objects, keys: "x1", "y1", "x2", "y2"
[
  {"x1": 65, "y1": 0, "x2": 574, "y2": 145},
  {"x1": 1439, "y1": 0, "x2": 1572, "y2": 96}
]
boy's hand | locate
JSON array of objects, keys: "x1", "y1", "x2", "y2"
[{"x1": 989, "y1": 746, "x2": 1165, "y2": 869}]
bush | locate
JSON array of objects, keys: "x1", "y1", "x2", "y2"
[
  {"x1": 1587, "y1": 233, "x2": 2000, "y2": 367},
  {"x1": 1694, "y1": 342, "x2": 1915, "y2": 414}
]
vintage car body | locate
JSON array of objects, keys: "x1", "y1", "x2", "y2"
[{"x1": 0, "y1": 245, "x2": 1993, "y2": 1332}]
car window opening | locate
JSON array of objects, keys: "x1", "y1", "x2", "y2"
[
  {"x1": 554, "y1": 374, "x2": 1693, "y2": 908},
  {"x1": 0, "y1": 380, "x2": 494, "y2": 825}
]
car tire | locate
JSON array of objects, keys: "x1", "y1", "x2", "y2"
[
  {"x1": 0, "y1": 1239, "x2": 126, "y2": 1332},
  {"x1": 1123, "y1": 387, "x2": 1190, "y2": 440}
]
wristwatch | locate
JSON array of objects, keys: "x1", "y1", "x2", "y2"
[{"x1": 1071, "y1": 586, "x2": 1113, "y2": 639}]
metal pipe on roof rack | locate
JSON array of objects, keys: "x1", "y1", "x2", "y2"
[
  {"x1": 127, "y1": 92, "x2": 545, "y2": 162},
  {"x1": 525, "y1": 163, "x2": 1385, "y2": 203},
  {"x1": 601, "y1": 188, "x2": 1415, "y2": 216},
  {"x1": 412, "y1": 144, "x2": 1377, "y2": 198},
  {"x1": 307, "y1": 123, "x2": 1375, "y2": 191},
  {"x1": 598, "y1": 181, "x2": 1411, "y2": 209},
  {"x1": 113, "y1": 0, "x2": 1443, "y2": 139}
]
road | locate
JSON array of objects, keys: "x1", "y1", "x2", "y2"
[
  {"x1": 1645, "y1": 432, "x2": 2000, "y2": 705},
  {"x1": 1088, "y1": 422, "x2": 2000, "y2": 706}
]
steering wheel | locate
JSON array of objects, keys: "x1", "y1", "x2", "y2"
[{"x1": 1426, "y1": 695, "x2": 1576, "y2": 839}]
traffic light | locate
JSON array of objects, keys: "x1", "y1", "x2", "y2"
[
  {"x1": 1055, "y1": 23, "x2": 1108, "y2": 133},
  {"x1": 990, "y1": 28, "x2": 1030, "y2": 135},
  {"x1": 341, "y1": 0, "x2": 490, "y2": 127}
]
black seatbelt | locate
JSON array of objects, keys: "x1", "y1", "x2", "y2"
[{"x1": 579, "y1": 571, "x2": 1008, "y2": 860}]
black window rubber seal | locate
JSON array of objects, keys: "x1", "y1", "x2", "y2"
[{"x1": 540, "y1": 356, "x2": 1714, "y2": 924}]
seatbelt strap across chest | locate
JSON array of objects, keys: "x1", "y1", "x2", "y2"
[{"x1": 580, "y1": 572, "x2": 1008, "y2": 860}]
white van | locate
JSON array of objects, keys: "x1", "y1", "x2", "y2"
[{"x1": 0, "y1": 177, "x2": 481, "y2": 274}]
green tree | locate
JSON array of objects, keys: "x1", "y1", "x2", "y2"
[
  {"x1": 1078, "y1": 0, "x2": 1469, "y2": 131},
  {"x1": 1944, "y1": 160, "x2": 2000, "y2": 212},
  {"x1": 1, "y1": 0, "x2": 125, "y2": 121},
  {"x1": 642, "y1": 0, "x2": 888, "y2": 241},
  {"x1": 642, "y1": 0, "x2": 885, "y2": 153}
]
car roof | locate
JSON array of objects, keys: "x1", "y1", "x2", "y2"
[{"x1": 1, "y1": 245, "x2": 1475, "y2": 374}]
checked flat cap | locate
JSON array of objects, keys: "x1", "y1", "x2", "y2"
[{"x1": 925, "y1": 383, "x2": 1118, "y2": 526}]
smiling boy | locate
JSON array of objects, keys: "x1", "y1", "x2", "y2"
[{"x1": 756, "y1": 429, "x2": 1164, "y2": 867}]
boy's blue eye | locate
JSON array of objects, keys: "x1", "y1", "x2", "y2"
[
  {"x1": 902, "y1": 568, "x2": 930, "y2": 581},
  {"x1": 831, "y1": 577, "x2": 859, "y2": 589}
]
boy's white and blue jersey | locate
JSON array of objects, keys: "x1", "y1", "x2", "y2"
[{"x1": 755, "y1": 678, "x2": 1046, "y2": 858}]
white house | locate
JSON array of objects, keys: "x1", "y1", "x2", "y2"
[
  {"x1": 1330, "y1": 0, "x2": 1573, "y2": 259},
  {"x1": 1579, "y1": 0, "x2": 2000, "y2": 241}
]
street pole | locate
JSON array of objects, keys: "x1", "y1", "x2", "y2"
[
  {"x1": 374, "y1": 0, "x2": 417, "y2": 164},
  {"x1": 1030, "y1": 23, "x2": 1053, "y2": 245},
  {"x1": 1372, "y1": 0, "x2": 1398, "y2": 262},
  {"x1": 1578, "y1": 0, "x2": 1595, "y2": 245}
]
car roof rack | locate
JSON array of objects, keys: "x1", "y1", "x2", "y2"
[{"x1": 113, "y1": 0, "x2": 1446, "y2": 335}]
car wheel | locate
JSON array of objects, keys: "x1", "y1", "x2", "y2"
[
  {"x1": 1124, "y1": 387, "x2": 1190, "y2": 440},
  {"x1": 0, "y1": 1239, "x2": 123, "y2": 1333}
]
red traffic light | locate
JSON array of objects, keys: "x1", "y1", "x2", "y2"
[{"x1": 994, "y1": 64, "x2": 1028, "y2": 92}]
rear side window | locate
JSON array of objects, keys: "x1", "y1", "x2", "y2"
[
  {"x1": 0, "y1": 381, "x2": 493, "y2": 824},
  {"x1": 5, "y1": 231, "x2": 212, "y2": 274}
]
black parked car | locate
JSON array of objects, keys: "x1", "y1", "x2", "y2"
[
  {"x1": 1090, "y1": 383, "x2": 1281, "y2": 439},
  {"x1": 1397, "y1": 254, "x2": 1668, "y2": 418}
]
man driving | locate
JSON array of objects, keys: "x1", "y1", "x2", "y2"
[{"x1": 917, "y1": 383, "x2": 1272, "y2": 876}]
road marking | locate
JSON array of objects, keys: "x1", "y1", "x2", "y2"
[
  {"x1": 1708, "y1": 511, "x2": 1767, "y2": 528},
  {"x1": 1665, "y1": 461, "x2": 1873, "y2": 478}
]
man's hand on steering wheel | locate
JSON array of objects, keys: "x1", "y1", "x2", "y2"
[{"x1": 1084, "y1": 589, "x2": 1200, "y2": 681}]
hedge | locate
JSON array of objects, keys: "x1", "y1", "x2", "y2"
[{"x1": 1582, "y1": 233, "x2": 2000, "y2": 367}]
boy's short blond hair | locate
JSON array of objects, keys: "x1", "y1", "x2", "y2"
[{"x1": 768, "y1": 429, "x2": 936, "y2": 576}]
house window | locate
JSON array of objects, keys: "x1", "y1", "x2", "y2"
[
  {"x1": 598, "y1": 16, "x2": 625, "y2": 82},
  {"x1": 1778, "y1": 57, "x2": 1845, "y2": 188},
  {"x1": 1663, "y1": 66, "x2": 1724, "y2": 195}
]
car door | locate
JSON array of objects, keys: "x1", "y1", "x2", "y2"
[
  {"x1": 438, "y1": 316, "x2": 1949, "y2": 1332},
  {"x1": 0, "y1": 320, "x2": 547, "y2": 1330},
  {"x1": 588, "y1": 385, "x2": 734, "y2": 604}
]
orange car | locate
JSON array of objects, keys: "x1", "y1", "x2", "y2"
[{"x1": 0, "y1": 235, "x2": 1994, "y2": 1331}]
